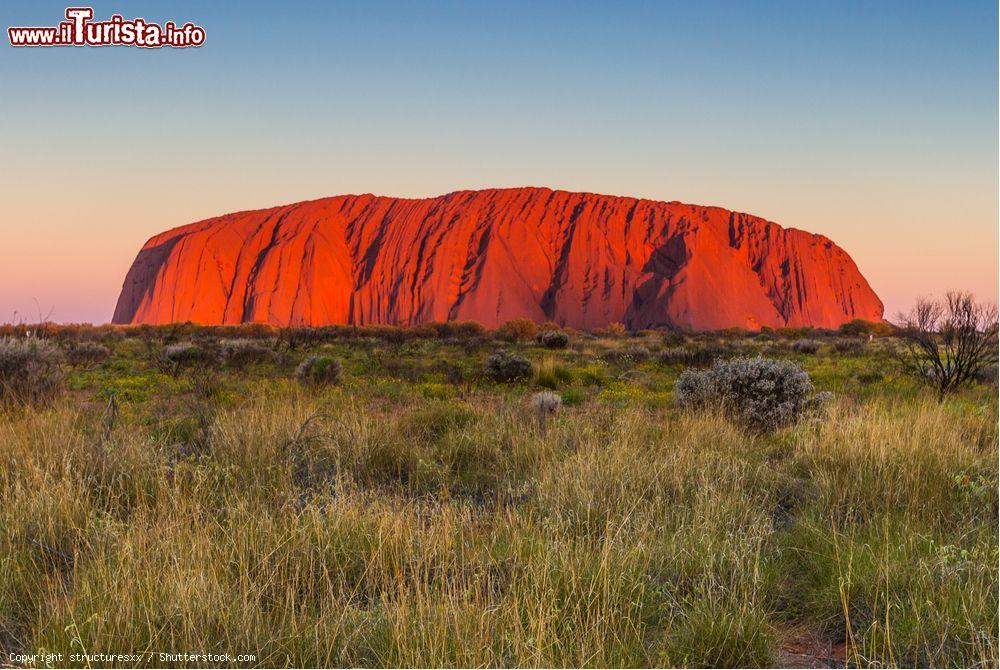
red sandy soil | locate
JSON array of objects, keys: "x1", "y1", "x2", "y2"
[
  {"x1": 114, "y1": 187, "x2": 883, "y2": 330},
  {"x1": 775, "y1": 624, "x2": 849, "y2": 668}
]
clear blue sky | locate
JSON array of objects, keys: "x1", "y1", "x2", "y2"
[{"x1": 1, "y1": 0, "x2": 996, "y2": 322}]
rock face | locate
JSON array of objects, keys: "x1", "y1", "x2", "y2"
[{"x1": 113, "y1": 187, "x2": 883, "y2": 331}]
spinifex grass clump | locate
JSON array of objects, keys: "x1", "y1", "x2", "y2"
[
  {"x1": 534, "y1": 358, "x2": 574, "y2": 390},
  {"x1": 0, "y1": 337, "x2": 64, "y2": 406},
  {"x1": 675, "y1": 356, "x2": 821, "y2": 433},
  {"x1": 483, "y1": 350, "x2": 532, "y2": 383},
  {"x1": 296, "y1": 355, "x2": 343, "y2": 387}
]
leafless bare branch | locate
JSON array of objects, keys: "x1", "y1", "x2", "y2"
[{"x1": 893, "y1": 292, "x2": 998, "y2": 399}]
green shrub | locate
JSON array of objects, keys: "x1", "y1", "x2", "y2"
[
  {"x1": 838, "y1": 318, "x2": 895, "y2": 337},
  {"x1": 66, "y1": 341, "x2": 111, "y2": 366},
  {"x1": 295, "y1": 355, "x2": 343, "y2": 387},
  {"x1": 0, "y1": 337, "x2": 64, "y2": 406}
]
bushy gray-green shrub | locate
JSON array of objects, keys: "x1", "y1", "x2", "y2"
[
  {"x1": 0, "y1": 337, "x2": 64, "y2": 406},
  {"x1": 296, "y1": 355, "x2": 343, "y2": 386},
  {"x1": 483, "y1": 350, "x2": 532, "y2": 383},
  {"x1": 67, "y1": 341, "x2": 111, "y2": 366},
  {"x1": 219, "y1": 338, "x2": 275, "y2": 368},
  {"x1": 674, "y1": 356, "x2": 821, "y2": 432},
  {"x1": 536, "y1": 330, "x2": 570, "y2": 349}
]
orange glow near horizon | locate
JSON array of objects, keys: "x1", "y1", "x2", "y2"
[
  {"x1": 2, "y1": 168, "x2": 996, "y2": 325},
  {"x1": 1, "y1": 2, "x2": 995, "y2": 324}
]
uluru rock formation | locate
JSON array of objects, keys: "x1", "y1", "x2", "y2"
[{"x1": 113, "y1": 187, "x2": 883, "y2": 331}]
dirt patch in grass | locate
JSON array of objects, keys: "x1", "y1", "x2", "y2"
[{"x1": 774, "y1": 624, "x2": 847, "y2": 668}]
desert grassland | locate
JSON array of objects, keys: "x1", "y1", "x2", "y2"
[{"x1": 0, "y1": 326, "x2": 996, "y2": 668}]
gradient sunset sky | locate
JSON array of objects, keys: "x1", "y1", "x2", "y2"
[{"x1": 2, "y1": 0, "x2": 996, "y2": 324}]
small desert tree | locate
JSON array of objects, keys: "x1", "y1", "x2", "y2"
[{"x1": 894, "y1": 292, "x2": 998, "y2": 399}]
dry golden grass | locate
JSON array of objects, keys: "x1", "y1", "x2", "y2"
[{"x1": 0, "y1": 329, "x2": 995, "y2": 667}]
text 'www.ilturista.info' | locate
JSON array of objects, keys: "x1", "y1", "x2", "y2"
[{"x1": 8, "y1": 7, "x2": 205, "y2": 48}]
